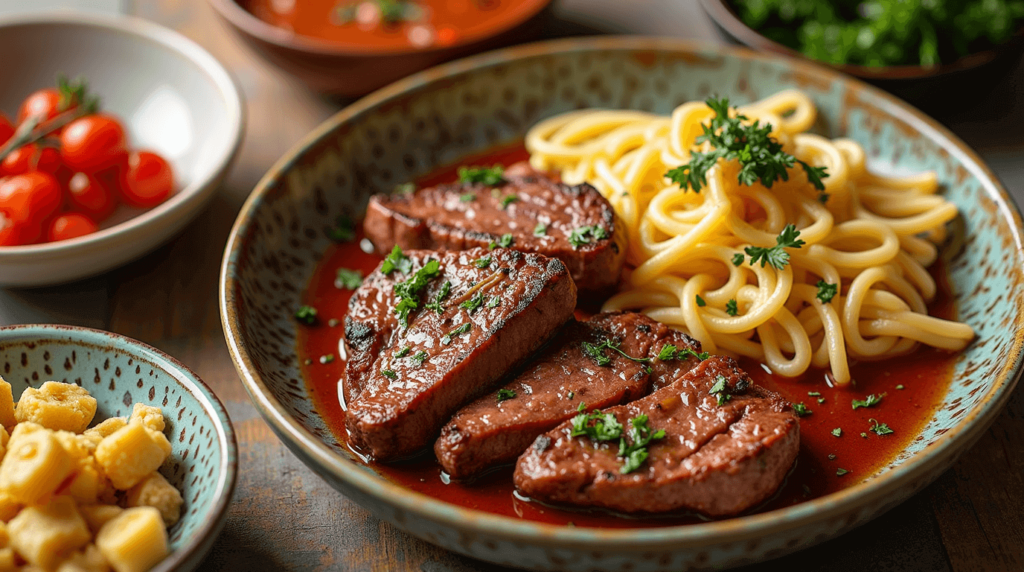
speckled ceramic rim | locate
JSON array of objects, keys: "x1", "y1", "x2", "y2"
[
  {"x1": 220, "y1": 36, "x2": 1024, "y2": 551},
  {"x1": 0, "y1": 324, "x2": 239, "y2": 572},
  {"x1": 0, "y1": 12, "x2": 245, "y2": 261}
]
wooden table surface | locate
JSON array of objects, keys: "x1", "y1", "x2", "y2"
[{"x1": 3, "y1": 1, "x2": 1023, "y2": 570}]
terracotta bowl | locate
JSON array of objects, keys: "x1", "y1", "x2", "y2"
[
  {"x1": 220, "y1": 37, "x2": 1024, "y2": 571},
  {"x1": 698, "y1": 0, "x2": 1024, "y2": 111},
  {"x1": 208, "y1": 0, "x2": 554, "y2": 96}
]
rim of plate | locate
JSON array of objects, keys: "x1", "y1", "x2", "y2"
[
  {"x1": 0, "y1": 12, "x2": 245, "y2": 260},
  {"x1": 220, "y1": 36, "x2": 1024, "y2": 549},
  {"x1": 0, "y1": 324, "x2": 238, "y2": 571}
]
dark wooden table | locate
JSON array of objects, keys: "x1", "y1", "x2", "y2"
[{"x1": 4, "y1": 1, "x2": 1023, "y2": 570}]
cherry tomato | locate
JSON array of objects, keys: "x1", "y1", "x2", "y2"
[
  {"x1": 120, "y1": 151, "x2": 173, "y2": 208},
  {"x1": 1, "y1": 144, "x2": 61, "y2": 176},
  {"x1": 59, "y1": 114, "x2": 128, "y2": 173},
  {"x1": 47, "y1": 213, "x2": 97, "y2": 242},
  {"x1": 17, "y1": 88, "x2": 62, "y2": 126},
  {"x1": 0, "y1": 114, "x2": 13, "y2": 147},
  {"x1": 67, "y1": 172, "x2": 116, "y2": 221},
  {"x1": 0, "y1": 172, "x2": 62, "y2": 225},
  {"x1": 0, "y1": 214, "x2": 41, "y2": 247}
]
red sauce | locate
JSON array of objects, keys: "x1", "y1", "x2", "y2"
[
  {"x1": 298, "y1": 147, "x2": 960, "y2": 528},
  {"x1": 243, "y1": 0, "x2": 547, "y2": 51}
]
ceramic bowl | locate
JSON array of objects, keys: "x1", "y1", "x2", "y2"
[
  {"x1": 220, "y1": 37, "x2": 1024, "y2": 571},
  {"x1": 0, "y1": 13, "x2": 244, "y2": 288},
  {"x1": 698, "y1": 0, "x2": 1024, "y2": 111},
  {"x1": 0, "y1": 324, "x2": 237, "y2": 572},
  {"x1": 207, "y1": 0, "x2": 553, "y2": 96}
]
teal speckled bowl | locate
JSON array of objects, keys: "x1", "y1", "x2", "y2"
[
  {"x1": 220, "y1": 37, "x2": 1024, "y2": 571},
  {"x1": 0, "y1": 325, "x2": 237, "y2": 572}
]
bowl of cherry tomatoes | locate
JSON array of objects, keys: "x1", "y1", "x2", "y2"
[{"x1": 0, "y1": 13, "x2": 244, "y2": 287}]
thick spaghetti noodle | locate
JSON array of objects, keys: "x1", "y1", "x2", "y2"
[{"x1": 525, "y1": 90, "x2": 973, "y2": 385}]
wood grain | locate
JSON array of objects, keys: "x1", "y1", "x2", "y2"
[{"x1": 12, "y1": 0, "x2": 1024, "y2": 570}]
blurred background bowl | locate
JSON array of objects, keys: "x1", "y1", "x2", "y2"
[
  {"x1": 207, "y1": 0, "x2": 554, "y2": 96},
  {"x1": 698, "y1": 0, "x2": 1024, "y2": 112},
  {"x1": 0, "y1": 12, "x2": 244, "y2": 288},
  {"x1": 0, "y1": 324, "x2": 238, "y2": 572}
]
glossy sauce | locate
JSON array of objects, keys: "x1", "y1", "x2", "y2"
[
  {"x1": 244, "y1": 0, "x2": 546, "y2": 50},
  {"x1": 298, "y1": 146, "x2": 960, "y2": 528}
]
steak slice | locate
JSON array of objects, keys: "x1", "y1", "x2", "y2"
[
  {"x1": 435, "y1": 312, "x2": 703, "y2": 478},
  {"x1": 344, "y1": 247, "x2": 576, "y2": 461},
  {"x1": 363, "y1": 162, "x2": 626, "y2": 297},
  {"x1": 513, "y1": 356, "x2": 799, "y2": 517}
]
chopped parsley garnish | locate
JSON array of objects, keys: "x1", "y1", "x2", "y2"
[
  {"x1": 831, "y1": 427, "x2": 842, "y2": 437},
  {"x1": 394, "y1": 182, "x2": 416, "y2": 195},
  {"x1": 473, "y1": 256, "x2": 492, "y2": 269},
  {"x1": 852, "y1": 393, "x2": 885, "y2": 410},
  {"x1": 725, "y1": 299, "x2": 739, "y2": 316},
  {"x1": 828, "y1": 453, "x2": 837, "y2": 460},
  {"x1": 817, "y1": 397, "x2": 826, "y2": 404},
  {"x1": 496, "y1": 388, "x2": 516, "y2": 402},
  {"x1": 664, "y1": 97, "x2": 828, "y2": 193},
  {"x1": 819, "y1": 193, "x2": 830, "y2": 204},
  {"x1": 395, "y1": 346, "x2": 411, "y2": 358},
  {"x1": 335, "y1": 268, "x2": 363, "y2": 290},
  {"x1": 869, "y1": 419, "x2": 894, "y2": 436},
  {"x1": 459, "y1": 292, "x2": 485, "y2": 313},
  {"x1": 382, "y1": 369, "x2": 398, "y2": 380},
  {"x1": 411, "y1": 351, "x2": 428, "y2": 365},
  {"x1": 319, "y1": 354, "x2": 334, "y2": 364},
  {"x1": 816, "y1": 280, "x2": 838, "y2": 304},
  {"x1": 568, "y1": 225, "x2": 608, "y2": 248},
  {"x1": 582, "y1": 339, "x2": 652, "y2": 368},
  {"x1": 393, "y1": 259, "x2": 442, "y2": 326},
  {"x1": 424, "y1": 280, "x2": 451, "y2": 314},
  {"x1": 896, "y1": 384, "x2": 905, "y2": 390},
  {"x1": 731, "y1": 252, "x2": 745, "y2": 266},
  {"x1": 567, "y1": 391, "x2": 575, "y2": 399},
  {"x1": 836, "y1": 468, "x2": 849, "y2": 477},
  {"x1": 500, "y1": 194, "x2": 519, "y2": 209},
  {"x1": 486, "y1": 296, "x2": 500, "y2": 308},
  {"x1": 326, "y1": 215, "x2": 355, "y2": 242},
  {"x1": 295, "y1": 305, "x2": 318, "y2": 325},
  {"x1": 709, "y1": 375, "x2": 732, "y2": 405},
  {"x1": 744, "y1": 224, "x2": 805, "y2": 269},
  {"x1": 459, "y1": 193, "x2": 476, "y2": 202},
  {"x1": 489, "y1": 233, "x2": 514, "y2": 249},
  {"x1": 695, "y1": 294, "x2": 706, "y2": 307},
  {"x1": 381, "y1": 245, "x2": 413, "y2": 275},
  {"x1": 657, "y1": 344, "x2": 709, "y2": 362},
  {"x1": 792, "y1": 402, "x2": 812, "y2": 416},
  {"x1": 618, "y1": 415, "x2": 667, "y2": 474},
  {"x1": 570, "y1": 405, "x2": 665, "y2": 474},
  {"x1": 534, "y1": 223, "x2": 547, "y2": 236},
  {"x1": 808, "y1": 391, "x2": 821, "y2": 397},
  {"x1": 441, "y1": 322, "x2": 472, "y2": 345},
  {"x1": 458, "y1": 165, "x2": 505, "y2": 186},
  {"x1": 860, "y1": 432, "x2": 868, "y2": 438}
]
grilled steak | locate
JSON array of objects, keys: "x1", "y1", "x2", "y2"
[
  {"x1": 363, "y1": 162, "x2": 626, "y2": 297},
  {"x1": 513, "y1": 356, "x2": 799, "y2": 517},
  {"x1": 435, "y1": 312, "x2": 702, "y2": 478},
  {"x1": 344, "y1": 247, "x2": 576, "y2": 461}
]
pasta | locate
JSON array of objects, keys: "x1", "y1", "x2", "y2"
[{"x1": 525, "y1": 90, "x2": 973, "y2": 386}]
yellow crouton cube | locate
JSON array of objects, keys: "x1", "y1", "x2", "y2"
[
  {"x1": 79, "y1": 505, "x2": 123, "y2": 536},
  {"x1": 128, "y1": 404, "x2": 164, "y2": 433},
  {"x1": 56, "y1": 431, "x2": 96, "y2": 460},
  {"x1": 9, "y1": 496, "x2": 90, "y2": 569},
  {"x1": 0, "y1": 428, "x2": 73, "y2": 504},
  {"x1": 57, "y1": 544, "x2": 111, "y2": 572},
  {"x1": 82, "y1": 419, "x2": 127, "y2": 448},
  {"x1": 96, "y1": 508, "x2": 167, "y2": 572},
  {"x1": 15, "y1": 382, "x2": 97, "y2": 433},
  {"x1": 94, "y1": 423, "x2": 171, "y2": 490},
  {"x1": 125, "y1": 473, "x2": 181, "y2": 526},
  {"x1": 0, "y1": 379, "x2": 14, "y2": 431},
  {"x1": 0, "y1": 547, "x2": 14, "y2": 572}
]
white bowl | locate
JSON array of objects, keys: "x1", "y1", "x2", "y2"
[{"x1": 0, "y1": 12, "x2": 244, "y2": 287}]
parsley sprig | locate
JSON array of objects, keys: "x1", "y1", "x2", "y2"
[
  {"x1": 582, "y1": 339, "x2": 652, "y2": 370},
  {"x1": 570, "y1": 403, "x2": 666, "y2": 474},
  {"x1": 743, "y1": 224, "x2": 805, "y2": 269},
  {"x1": 656, "y1": 344, "x2": 709, "y2": 362},
  {"x1": 852, "y1": 393, "x2": 885, "y2": 410},
  {"x1": 424, "y1": 280, "x2": 451, "y2": 314},
  {"x1": 381, "y1": 245, "x2": 413, "y2": 275},
  {"x1": 496, "y1": 388, "x2": 516, "y2": 402},
  {"x1": 665, "y1": 97, "x2": 828, "y2": 193},
  {"x1": 816, "y1": 280, "x2": 838, "y2": 304},
  {"x1": 392, "y1": 258, "x2": 441, "y2": 327},
  {"x1": 458, "y1": 165, "x2": 505, "y2": 186},
  {"x1": 568, "y1": 225, "x2": 608, "y2": 248}
]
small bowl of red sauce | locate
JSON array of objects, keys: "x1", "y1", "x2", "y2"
[{"x1": 209, "y1": 0, "x2": 554, "y2": 96}]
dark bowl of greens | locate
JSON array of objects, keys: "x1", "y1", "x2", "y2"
[{"x1": 699, "y1": 0, "x2": 1024, "y2": 110}]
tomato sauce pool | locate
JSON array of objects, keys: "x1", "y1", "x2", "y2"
[{"x1": 297, "y1": 145, "x2": 960, "y2": 528}]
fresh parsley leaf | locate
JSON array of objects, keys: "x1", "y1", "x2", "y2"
[
  {"x1": 458, "y1": 165, "x2": 505, "y2": 186},
  {"x1": 808, "y1": 391, "x2": 821, "y2": 397},
  {"x1": 500, "y1": 194, "x2": 519, "y2": 209},
  {"x1": 489, "y1": 233, "x2": 514, "y2": 249},
  {"x1": 732, "y1": 252, "x2": 745, "y2": 266},
  {"x1": 852, "y1": 393, "x2": 885, "y2": 410},
  {"x1": 486, "y1": 296, "x2": 500, "y2": 308},
  {"x1": 441, "y1": 322, "x2": 472, "y2": 345},
  {"x1": 474, "y1": 256, "x2": 492, "y2": 269},
  {"x1": 327, "y1": 215, "x2": 355, "y2": 242},
  {"x1": 411, "y1": 351, "x2": 428, "y2": 365},
  {"x1": 836, "y1": 468, "x2": 849, "y2": 477},
  {"x1": 582, "y1": 338, "x2": 652, "y2": 368},
  {"x1": 393, "y1": 259, "x2": 441, "y2": 326},
  {"x1": 745, "y1": 224, "x2": 805, "y2": 269},
  {"x1": 896, "y1": 384, "x2": 905, "y2": 390},
  {"x1": 459, "y1": 292, "x2": 485, "y2": 313},
  {"x1": 869, "y1": 418, "x2": 894, "y2": 436},
  {"x1": 395, "y1": 346, "x2": 411, "y2": 358},
  {"x1": 726, "y1": 299, "x2": 738, "y2": 316},
  {"x1": 568, "y1": 226, "x2": 608, "y2": 248},
  {"x1": 620, "y1": 448, "x2": 649, "y2": 474},
  {"x1": 335, "y1": 268, "x2": 363, "y2": 290},
  {"x1": 496, "y1": 388, "x2": 516, "y2": 402},
  {"x1": 657, "y1": 344, "x2": 677, "y2": 361},
  {"x1": 657, "y1": 344, "x2": 709, "y2": 362},
  {"x1": 534, "y1": 223, "x2": 547, "y2": 236},
  {"x1": 695, "y1": 294, "x2": 706, "y2": 307},
  {"x1": 424, "y1": 280, "x2": 451, "y2": 314},
  {"x1": 831, "y1": 427, "x2": 842, "y2": 437},
  {"x1": 295, "y1": 305, "x2": 318, "y2": 325},
  {"x1": 381, "y1": 245, "x2": 413, "y2": 275},
  {"x1": 382, "y1": 369, "x2": 397, "y2": 380},
  {"x1": 709, "y1": 375, "x2": 732, "y2": 406},
  {"x1": 459, "y1": 193, "x2": 476, "y2": 202},
  {"x1": 570, "y1": 408, "x2": 665, "y2": 474},
  {"x1": 818, "y1": 192, "x2": 830, "y2": 204},
  {"x1": 792, "y1": 402, "x2": 812, "y2": 416},
  {"x1": 816, "y1": 280, "x2": 838, "y2": 304},
  {"x1": 817, "y1": 397, "x2": 826, "y2": 404}
]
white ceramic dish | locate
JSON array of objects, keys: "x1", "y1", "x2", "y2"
[{"x1": 0, "y1": 12, "x2": 244, "y2": 287}]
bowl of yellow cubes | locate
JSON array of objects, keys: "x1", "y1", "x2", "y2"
[{"x1": 0, "y1": 324, "x2": 237, "y2": 572}]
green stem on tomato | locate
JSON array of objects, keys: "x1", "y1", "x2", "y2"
[{"x1": 0, "y1": 103, "x2": 96, "y2": 164}]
